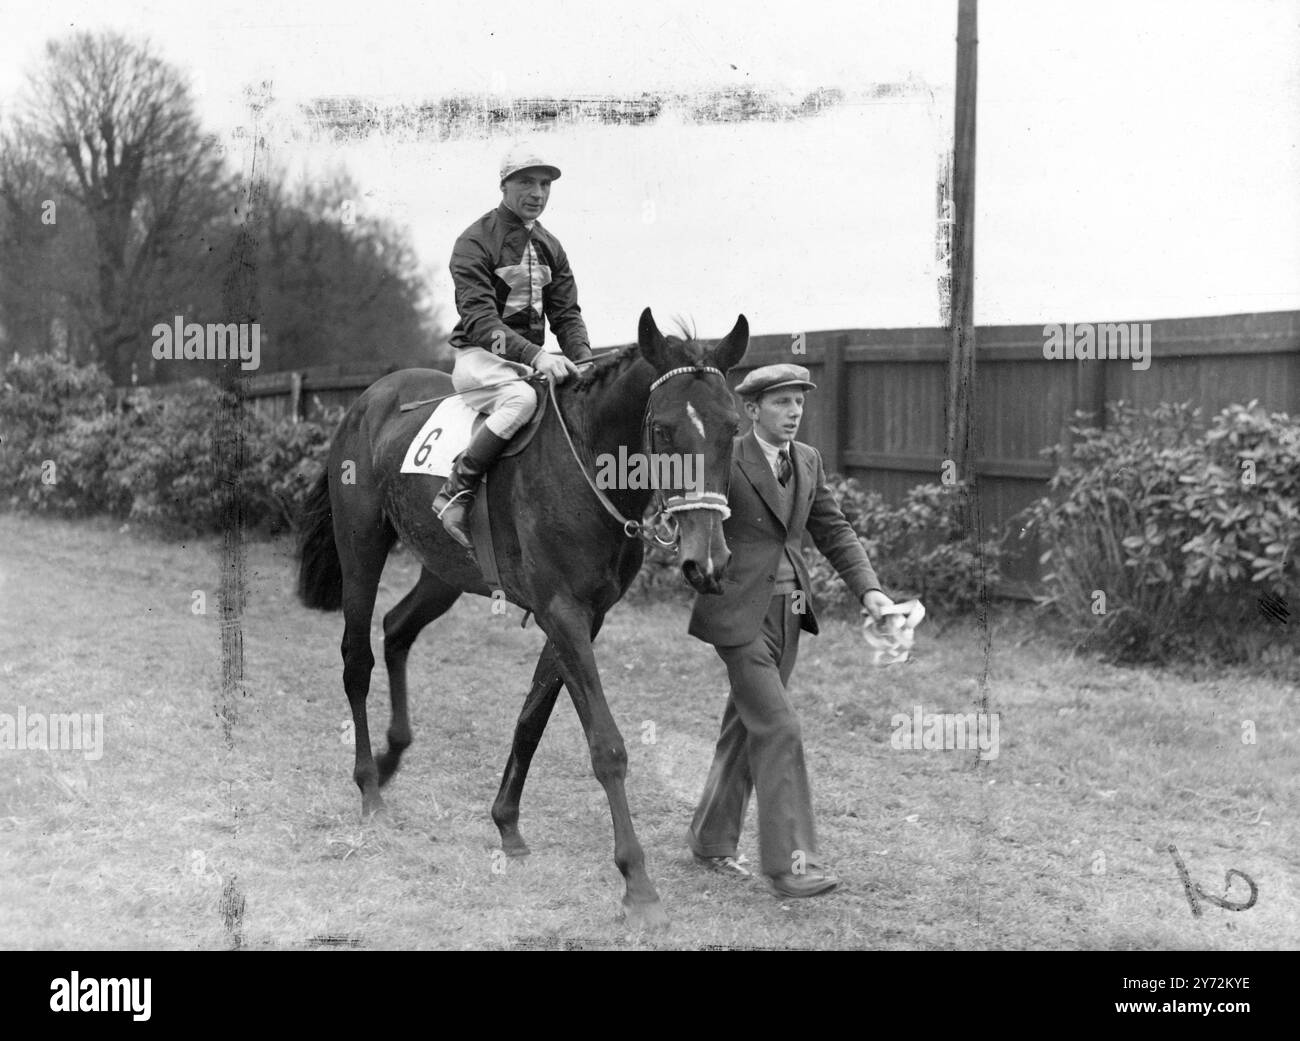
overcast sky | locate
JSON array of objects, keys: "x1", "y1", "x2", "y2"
[{"x1": 2, "y1": 0, "x2": 1297, "y2": 346}]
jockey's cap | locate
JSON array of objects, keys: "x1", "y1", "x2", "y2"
[{"x1": 500, "y1": 141, "x2": 562, "y2": 183}]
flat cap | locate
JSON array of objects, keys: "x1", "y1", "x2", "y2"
[
  {"x1": 734, "y1": 363, "x2": 816, "y2": 398},
  {"x1": 500, "y1": 141, "x2": 562, "y2": 183}
]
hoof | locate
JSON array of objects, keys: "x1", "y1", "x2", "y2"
[
  {"x1": 361, "y1": 795, "x2": 387, "y2": 819},
  {"x1": 499, "y1": 829, "x2": 531, "y2": 859},
  {"x1": 376, "y1": 758, "x2": 400, "y2": 788},
  {"x1": 622, "y1": 898, "x2": 670, "y2": 932},
  {"x1": 503, "y1": 840, "x2": 531, "y2": 859},
  {"x1": 378, "y1": 733, "x2": 411, "y2": 787}
]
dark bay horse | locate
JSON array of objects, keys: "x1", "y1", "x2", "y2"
[{"x1": 296, "y1": 308, "x2": 748, "y2": 928}]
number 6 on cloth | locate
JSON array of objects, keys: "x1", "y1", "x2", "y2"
[{"x1": 400, "y1": 397, "x2": 479, "y2": 477}]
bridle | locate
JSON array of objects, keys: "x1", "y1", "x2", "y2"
[{"x1": 548, "y1": 362, "x2": 732, "y2": 548}]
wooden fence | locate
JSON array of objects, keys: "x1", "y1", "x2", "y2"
[
  {"x1": 727, "y1": 310, "x2": 1299, "y2": 591},
  {"x1": 241, "y1": 361, "x2": 419, "y2": 423},
  {"x1": 243, "y1": 310, "x2": 1300, "y2": 591}
]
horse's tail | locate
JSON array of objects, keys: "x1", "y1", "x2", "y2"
[{"x1": 297, "y1": 468, "x2": 343, "y2": 611}]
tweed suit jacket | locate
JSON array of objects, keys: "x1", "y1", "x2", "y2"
[{"x1": 688, "y1": 430, "x2": 882, "y2": 647}]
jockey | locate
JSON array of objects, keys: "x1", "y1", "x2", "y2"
[{"x1": 433, "y1": 140, "x2": 594, "y2": 548}]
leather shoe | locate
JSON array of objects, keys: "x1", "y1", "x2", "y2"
[
  {"x1": 692, "y1": 853, "x2": 752, "y2": 878},
  {"x1": 767, "y1": 869, "x2": 840, "y2": 898}
]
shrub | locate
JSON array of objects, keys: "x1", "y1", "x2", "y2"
[
  {"x1": 625, "y1": 475, "x2": 1002, "y2": 621},
  {"x1": 248, "y1": 412, "x2": 340, "y2": 533},
  {"x1": 1019, "y1": 400, "x2": 1298, "y2": 666},
  {"x1": 805, "y1": 476, "x2": 1001, "y2": 620},
  {"x1": 104, "y1": 381, "x2": 239, "y2": 531},
  {"x1": 0, "y1": 355, "x2": 115, "y2": 510},
  {"x1": 0, "y1": 356, "x2": 339, "y2": 534},
  {"x1": 103, "y1": 383, "x2": 339, "y2": 534}
]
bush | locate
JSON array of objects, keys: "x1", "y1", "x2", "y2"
[
  {"x1": 0, "y1": 355, "x2": 115, "y2": 511},
  {"x1": 0, "y1": 356, "x2": 338, "y2": 534},
  {"x1": 804, "y1": 476, "x2": 1001, "y2": 620},
  {"x1": 248, "y1": 413, "x2": 339, "y2": 533},
  {"x1": 1019, "y1": 400, "x2": 1298, "y2": 666},
  {"x1": 625, "y1": 474, "x2": 1002, "y2": 621}
]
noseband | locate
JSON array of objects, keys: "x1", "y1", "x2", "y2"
[{"x1": 549, "y1": 363, "x2": 731, "y2": 548}]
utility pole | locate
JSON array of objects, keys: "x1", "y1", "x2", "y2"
[{"x1": 946, "y1": 0, "x2": 978, "y2": 533}]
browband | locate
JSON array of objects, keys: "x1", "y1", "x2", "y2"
[{"x1": 649, "y1": 366, "x2": 725, "y2": 393}]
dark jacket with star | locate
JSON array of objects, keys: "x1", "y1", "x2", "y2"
[
  {"x1": 449, "y1": 202, "x2": 592, "y2": 366},
  {"x1": 688, "y1": 430, "x2": 883, "y2": 647}
]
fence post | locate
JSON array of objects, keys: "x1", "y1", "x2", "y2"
[
  {"x1": 822, "y1": 335, "x2": 846, "y2": 476},
  {"x1": 947, "y1": 0, "x2": 979, "y2": 538},
  {"x1": 289, "y1": 371, "x2": 303, "y2": 424}
]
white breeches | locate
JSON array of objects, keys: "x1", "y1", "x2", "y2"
[{"x1": 451, "y1": 346, "x2": 539, "y2": 437}]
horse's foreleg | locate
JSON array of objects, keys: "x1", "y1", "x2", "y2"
[
  {"x1": 539, "y1": 601, "x2": 666, "y2": 930},
  {"x1": 379, "y1": 568, "x2": 462, "y2": 787},
  {"x1": 492, "y1": 640, "x2": 564, "y2": 857}
]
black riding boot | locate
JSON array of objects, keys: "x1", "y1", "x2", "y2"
[{"x1": 432, "y1": 426, "x2": 512, "y2": 550}]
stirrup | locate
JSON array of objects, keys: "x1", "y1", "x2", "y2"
[{"x1": 434, "y1": 489, "x2": 473, "y2": 520}]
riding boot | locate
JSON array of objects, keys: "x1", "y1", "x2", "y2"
[{"x1": 432, "y1": 426, "x2": 512, "y2": 550}]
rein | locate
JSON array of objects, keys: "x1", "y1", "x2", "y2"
[{"x1": 548, "y1": 364, "x2": 731, "y2": 547}]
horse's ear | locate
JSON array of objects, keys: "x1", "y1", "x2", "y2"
[
  {"x1": 712, "y1": 314, "x2": 749, "y2": 372},
  {"x1": 638, "y1": 307, "x2": 668, "y2": 369}
]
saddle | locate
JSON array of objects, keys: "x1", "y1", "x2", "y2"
[{"x1": 465, "y1": 382, "x2": 549, "y2": 590}]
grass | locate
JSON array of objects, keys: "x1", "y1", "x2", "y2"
[{"x1": 0, "y1": 511, "x2": 1296, "y2": 950}]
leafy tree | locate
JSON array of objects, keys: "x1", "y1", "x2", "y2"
[{"x1": 227, "y1": 172, "x2": 439, "y2": 373}]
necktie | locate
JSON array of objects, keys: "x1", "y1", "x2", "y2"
[{"x1": 777, "y1": 448, "x2": 792, "y2": 487}]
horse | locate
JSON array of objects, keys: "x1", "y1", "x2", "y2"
[{"x1": 295, "y1": 308, "x2": 749, "y2": 929}]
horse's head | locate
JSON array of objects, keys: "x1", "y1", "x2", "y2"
[{"x1": 637, "y1": 307, "x2": 749, "y2": 595}]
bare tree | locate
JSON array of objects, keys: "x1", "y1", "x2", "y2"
[
  {"x1": 4, "y1": 30, "x2": 437, "y2": 383},
  {"x1": 17, "y1": 30, "x2": 231, "y2": 384}
]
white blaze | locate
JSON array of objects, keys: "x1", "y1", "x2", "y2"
[{"x1": 685, "y1": 402, "x2": 707, "y2": 439}]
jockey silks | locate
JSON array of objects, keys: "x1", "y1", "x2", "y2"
[{"x1": 449, "y1": 202, "x2": 592, "y2": 367}]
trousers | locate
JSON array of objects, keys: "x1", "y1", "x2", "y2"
[
  {"x1": 451, "y1": 345, "x2": 539, "y2": 438},
  {"x1": 688, "y1": 593, "x2": 821, "y2": 878}
]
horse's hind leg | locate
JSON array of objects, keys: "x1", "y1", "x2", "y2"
[
  {"x1": 378, "y1": 567, "x2": 461, "y2": 787},
  {"x1": 492, "y1": 614, "x2": 606, "y2": 858},
  {"x1": 491, "y1": 639, "x2": 564, "y2": 857},
  {"x1": 338, "y1": 521, "x2": 396, "y2": 818}
]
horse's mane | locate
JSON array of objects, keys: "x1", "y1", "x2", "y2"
[
  {"x1": 570, "y1": 343, "x2": 642, "y2": 392},
  {"x1": 568, "y1": 316, "x2": 703, "y2": 395}
]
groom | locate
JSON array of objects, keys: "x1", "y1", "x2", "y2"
[{"x1": 686, "y1": 363, "x2": 893, "y2": 898}]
